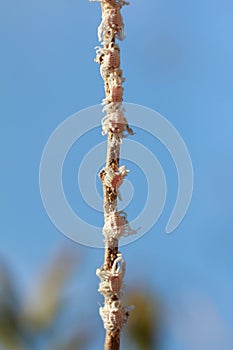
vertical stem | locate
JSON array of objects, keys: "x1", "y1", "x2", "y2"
[
  {"x1": 105, "y1": 331, "x2": 121, "y2": 350},
  {"x1": 91, "y1": 1, "x2": 132, "y2": 349}
]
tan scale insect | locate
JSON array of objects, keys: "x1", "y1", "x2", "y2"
[
  {"x1": 100, "y1": 166, "x2": 129, "y2": 196},
  {"x1": 103, "y1": 210, "x2": 139, "y2": 240},
  {"x1": 99, "y1": 301, "x2": 129, "y2": 331},
  {"x1": 110, "y1": 85, "x2": 123, "y2": 102},
  {"x1": 96, "y1": 253, "x2": 126, "y2": 296},
  {"x1": 102, "y1": 111, "x2": 127, "y2": 135},
  {"x1": 98, "y1": 7, "x2": 125, "y2": 43},
  {"x1": 100, "y1": 45, "x2": 120, "y2": 78}
]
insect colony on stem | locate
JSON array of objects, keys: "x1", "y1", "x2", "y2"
[
  {"x1": 91, "y1": 0, "x2": 136, "y2": 335},
  {"x1": 103, "y1": 211, "x2": 138, "y2": 243},
  {"x1": 97, "y1": 253, "x2": 126, "y2": 297},
  {"x1": 100, "y1": 301, "x2": 131, "y2": 332}
]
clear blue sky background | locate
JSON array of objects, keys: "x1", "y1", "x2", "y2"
[{"x1": 1, "y1": 0, "x2": 233, "y2": 349}]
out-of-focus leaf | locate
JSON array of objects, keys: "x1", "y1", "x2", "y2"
[
  {"x1": 0, "y1": 261, "x2": 18, "y2": 302},
  {"x1": 124, "y1": 288, "x2": 161, "y2": 350},
  {"x1": 0, "y1": 261, "x2": 24, "y2": 349},
  {"x1": 20, "y1": 246, "x2": 79, "y2": 330},
  {"x1": 0, "y1": 245, "x2": 91, "y2": 350}
]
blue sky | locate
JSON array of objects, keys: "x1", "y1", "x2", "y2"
[{"x1": 1, "y1": 0, "x2": 233, "y2": 349}]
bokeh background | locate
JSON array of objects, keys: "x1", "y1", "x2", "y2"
[{"x1": 1, "y1": 0, "x2": 233, "y2": 349}]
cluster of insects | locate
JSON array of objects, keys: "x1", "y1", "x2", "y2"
[
  {"x1": 99, "y1": 165, "x2": 129, "y2": 199},
  {"x1": 103, "y1": 210, "x2": 138, "y2": 243},
  {"x1": 99, "y1": 300, "x2": 130, "y2": 332},
  {"x1": 97, "y1": 234, "x2": 135, "y2": 332},
  {"x1": 93, "y1": 1, "x2": 133, "y2": 141},
  {"x1": 101, "y1": 104, "x2": 134, "y2": 142},
  {"x1": 97, "y1": 253, "x2": 126, "y2": 298},
  {"x1": 97, "y1": 254, "x2": 131, "y2": 332},
  {"x1": 91, "y1": 0, "x2": 135, "y2": 338},
  {"x1": 101, "y1": 110, "x2": 127, "y2": 136},
  {"x1": 95, "y1": 43, "x2": 121, "y2": 78},
  {"x1": 98, "y1": 5, "x2": 125, "y2": 43}
]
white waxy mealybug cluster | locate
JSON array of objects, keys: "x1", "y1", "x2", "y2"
[
  {"x1": 107, "y1": 70, "x2": 125, "y2": 89},
  {"x1": 93, "y1": 0, "x2": 134, "y2": 145},
  {"x1": 101, "y1": 106, "x2": 133, "y2": 142},
  {"x1": 95, "y1": 44, "x2": 121, "y2": 78},
  {"x1": 100, "y1": 165, "x2": 129, "y2": 198},
  {"x1": 99, "y1": 301, "x2": 129, "y2": 332},
  {"x1": 103, "y1": 210, "x2": 138, "y2": 242},
  {"x1": 102, "y1": 49, "x2": 120, "y2": 77},
  {"x1": 98, "y1": 7, "x2": 125, "y2": 43},
  {"x1": 102, "y1": 110, "x2": 127, "y2": 135},
  {"x1": 108, "y1": 111, "x2": 126, "y2": 134},
  {"x1": 102, "y1": 72, "x2": 125, "y2": 105},
  {"x1": 102, "y1": 101, "x2": 122, "y2": 114},
  {"x1": 97, "y1": 253, "x2": 126, "y2": 297}
]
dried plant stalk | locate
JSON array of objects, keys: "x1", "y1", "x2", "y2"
[{"x1": 90, "y1": 0, "x2": 134, "y2": 349}]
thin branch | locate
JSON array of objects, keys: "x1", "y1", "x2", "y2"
[{"x1": 90, "y1": 0, "x2": 134, "y2": 349}]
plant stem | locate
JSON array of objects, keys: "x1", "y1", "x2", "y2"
[{"x1": 91, "y1": 1, "x2": 132, "y2": 349}]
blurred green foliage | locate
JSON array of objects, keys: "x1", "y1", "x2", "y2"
[
  {"x1": 124, "y1": 289, "x2": 161, "y2": 350},
  {"x1": 0, "y1": 247, "x2": 160, "y2": 350},
  {"x1": 0, "y1": 247, "x2": 89, "y2": 350}
]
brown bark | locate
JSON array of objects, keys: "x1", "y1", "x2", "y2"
[{"x1": 105, "y1": 331, "x2": 121, "y2": 350}]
